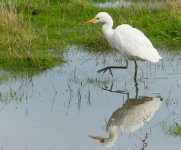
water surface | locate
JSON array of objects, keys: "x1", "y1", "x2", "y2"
[
  {"x1": 95, "y1": 0, "x2": 164, "y2": 8},
  {"x1": 0, "y1": 46, "x2": 181, "y2": 150}
]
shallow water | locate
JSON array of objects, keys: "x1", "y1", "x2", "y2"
[
  {"x1": 95, "y1": 0, "x2": 164, "y2": 8},
  {"x1": 0, "y1": 46, "x2": 181, "y2": 150},
  {"x1": 95, "y1": 0, "x2": 133, "y2": 7}
]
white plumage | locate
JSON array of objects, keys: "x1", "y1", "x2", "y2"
[
  {"x1": 85, "y1": 12, "x2": 162, "y2": 64},
  {"x1": 111, "y1": 24, "x2": 161, "y2": 62}
]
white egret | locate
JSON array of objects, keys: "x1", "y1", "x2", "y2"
[
  {"x1": 85, "y1": 12, "x2": 162, "y2": 77},
  {"x1": 89, "y1": 96, "x2": 163, "y2": 148}
]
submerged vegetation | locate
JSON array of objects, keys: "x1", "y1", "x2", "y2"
[
  {"x1": 0, "y1": 0, "x2": 181, "y2": 75},
  {"x1": 169, "y1": 124, "x2": 181, "y2": 137}
]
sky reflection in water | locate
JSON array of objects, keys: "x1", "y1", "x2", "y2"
[{"x1": 0, "y1": 46, "x2": 180, "y2": 150}]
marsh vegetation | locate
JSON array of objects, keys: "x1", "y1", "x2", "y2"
[{"x1": 0, "y1": 0, "x2": 181, "y2": 74}]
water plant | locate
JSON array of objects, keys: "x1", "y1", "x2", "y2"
[{"x1": 169, "y1": 124, "x2": 181, "y2": 137}]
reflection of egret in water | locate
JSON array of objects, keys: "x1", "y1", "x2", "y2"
[{"x1": 89, "y1": 96, "x2": 163, "y2": 148}]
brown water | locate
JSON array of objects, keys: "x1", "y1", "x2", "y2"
[{"x1": 0, "y1": 45, "x2": 180, "y2": 150}]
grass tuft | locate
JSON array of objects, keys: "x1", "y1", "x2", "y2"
[{"x1": 169, "y1": 124, "x2": 181, "y2": 137}]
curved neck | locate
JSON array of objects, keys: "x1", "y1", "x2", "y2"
[
  {"x1": 103, "y1": 128, "x2": 118, "y2": 148},
  {"x1": 102, "y1": 20, "x2": 114, "y2": 40},
  {"x1": 108, "y1": 129, "x2": 118, "y2": 141}
]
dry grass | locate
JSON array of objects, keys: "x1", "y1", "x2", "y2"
[
  {"x1": 0, "y1": 2, "x2": 63, "y2": 74},
  {"x1": 0, "y1": 1, "x2": 36, "y2": 59}
]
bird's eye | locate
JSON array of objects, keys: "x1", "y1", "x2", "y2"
[{"x1": 96, "y1": 17, "x2": 99, "y2": 20}]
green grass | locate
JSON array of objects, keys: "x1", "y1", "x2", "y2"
[
  {"x1": 0, "y1": 1, "x2": 64, "y2": 76},
  {"x1": 169, "y1": 124, "x2": 181, "y2": 137},
  {"x1": 19, "y1": 0, "x2": 181, "y2": 49},
  {"x1": 1, "y1": 0, "x2": 181, "y2": 76}
]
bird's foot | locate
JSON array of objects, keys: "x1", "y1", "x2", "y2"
[{"x1": 97, "y1": 67, "x2": 113, "y2": 77}]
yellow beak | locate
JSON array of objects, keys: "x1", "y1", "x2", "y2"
[
  {"x1": 85, "y1": 18, "x2": 97, "y2": 24},
  {"x1": 89, "y1": 135, "x2": 105, "y2": 143}
]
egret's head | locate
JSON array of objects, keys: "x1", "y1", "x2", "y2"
[{"x1": 85, "y1": 12, "x2": 112, "y2": 24}]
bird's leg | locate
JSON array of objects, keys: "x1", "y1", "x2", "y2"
[
  {"x1": 134, "y1": 60, "x2": 139, "y2": 99},
  {"x1": 97, "y1": 60, "x2": 128, "y2": 75}
]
